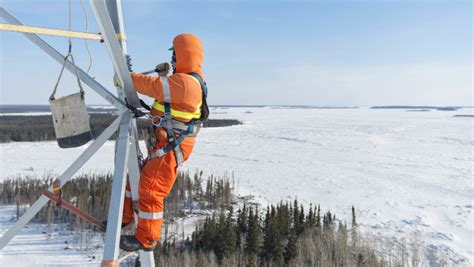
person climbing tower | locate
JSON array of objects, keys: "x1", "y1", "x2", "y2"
[{"x1": 119, "y1": 33, "x2": 208, "y2": 251}]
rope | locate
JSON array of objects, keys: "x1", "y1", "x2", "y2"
[
  {"x1": 79, "y1": 0, "x2": 93, "y2": 74},
  {"x1": 68, "y1": 0, "x2": 72, "y2": 47},
  {"x1": 49, "y1": 0, "x2": 85, "y2": 101}
]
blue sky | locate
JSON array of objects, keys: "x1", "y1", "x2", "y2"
[{"x1": 1, "y1": 0, "x2": 472, "y2": 106}]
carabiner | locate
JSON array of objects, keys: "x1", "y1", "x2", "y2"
[{"x1": 150, "y1": 115, "x2": 165, "y2": 127}]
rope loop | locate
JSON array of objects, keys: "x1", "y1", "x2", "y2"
[{"x1": 49, "y1": 0, "x2": 85, "y2": 101}]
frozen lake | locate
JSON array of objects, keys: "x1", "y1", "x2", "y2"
[{"x1": 1, "y1": 107, "x2": 473, "y2": 264}]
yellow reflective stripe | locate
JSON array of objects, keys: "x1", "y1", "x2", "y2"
[
  {"x1": 152, "y1": 101, "x2": 202, "y2": 120},
  {"x1": 151, "y1": 75, "x2": 203, "y2": 120}
]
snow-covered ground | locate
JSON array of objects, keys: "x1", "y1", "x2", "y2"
[
  {"x1": 0, "y1": 107, "x2": 473, "y2": 265},
  {"x1": 0, "y1": 206, "x2": 102, "y2": 266}
]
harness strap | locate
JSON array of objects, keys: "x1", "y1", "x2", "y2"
[
  {"x1": 160, "y1": 77, "x2": 185, "y2": 166},
  {"x1": 172, "y1": 120, "x2": 200, "y2": 135},
  {"x1": 150, "y1": 115, "x2": 201, "y2": 136},
  {"x1": 147, "y1": 73, "x2": 206, "y2": 165},
  {"x1": 188, "y1": 72, "x2": 209, "y2": 121},
  {"x1": 147, "y1": 123, "x2": 198, "y2": 161},
  {"x1": 188, "y1": 72, "x2": 207, "y2": 97}
]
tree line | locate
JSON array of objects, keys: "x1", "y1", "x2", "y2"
[
  {"x1": 0, "y1": 171, "x2": 233, "y2": 231},
  {"x1": 0, "y1": 173, "x2": 427, "y2": 266},
  {"x1": 0, "y1": 114, "x2": 241, "y2": 143},
  {"x1": 153, "y1": 201, "x2": 421, "y2": 266}
]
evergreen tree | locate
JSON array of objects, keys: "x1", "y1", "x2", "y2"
[
  {"x1": 245, "y1": 207, "x2": 261, "y2": 266},
  {"x1": 284, "y1": 228, "x2": 297, "y2": 264},
  {"x1": 306, "y1": 203, "x2": 315, "y2": 228},
  {"x1": 298, "y1": 204, "x2": 305, "y2": 235},
  {"x1": 237, "y1": 204, "x2": 248, "y2": 233},
  {"x1": 225, "y1": 206, "x2": 237, "y2": 253},
  {"x1": 351, "y1": 206, "x2": 358, "y2": 248},
  {"x1": 316, "y1": 204, "x2": 321, "y2": 231}
]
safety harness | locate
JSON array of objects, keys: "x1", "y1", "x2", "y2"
[{"x1": 146, "y1": 72, "x2": 208, "y2": 166}]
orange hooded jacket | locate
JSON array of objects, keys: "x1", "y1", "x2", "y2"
[
  {"x1": 124, "y1": 33, "x2": 204, "y2": 248},
  {"x1": 131, "y1": 33, "x2": 204, "y2": 123}
]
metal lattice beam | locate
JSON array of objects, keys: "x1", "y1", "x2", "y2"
[
  {"x1": 0, "y1": 23, "x2": 126, "y2": 41},
  {"x1": 90, "y1": 0, "x2": 154, "y2": 265},
  {"x1": 0, "y1": 3, "x2": 153, "y2": 266},
  {"x1": 89, "y1": 0, "x2": 140, "y2": 108},
  {"x1": 0, "y1": 8, "x2": 127, "y2": 112},
  {"x1": 0, "y1": 113, "x2": 124, "y2": 249}
]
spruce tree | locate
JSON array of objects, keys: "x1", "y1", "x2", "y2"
[
  {"x1": 316, "y1": 204, "x2": 321, "y2": 231},
  {"x1": 298, "y1": 204, "x2": 305, "y2": 235},
  {"x1": 351, "y1": 206, "x2": 358, "y2": 248},
  {"x1": 306, "y1": 203, "x2": 315, "y2": 228},
  {"x1": 237, "y1": 204, "x2": 248, "y2": 233},
  {"x1": 284, "y1": 228, "x2": 297, "y2": 264},
  {"x1": 225, "y1": 206, "x2": 237, "y2": 253},
  {"x1": 245, "y1": 207, "x2": 261, "y2": 266}
]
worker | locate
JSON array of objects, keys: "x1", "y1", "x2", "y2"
[{"x1": 119, "y1": 33, "x2": 207, "y2": 251}]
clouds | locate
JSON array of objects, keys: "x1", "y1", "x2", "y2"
[
  {"x1": 0, "y1": 1, "x2": 471, "y2": 106},
  {"x1": 209, "y1": 63, "x2": 472, "y2": 106}
]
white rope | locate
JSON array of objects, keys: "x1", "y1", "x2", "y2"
[
  {"x1": 68, "y1": 0, "x2": 72, "y2": 46},
  {"x1": 79, "y1": 0, "x2": 93, "y2": 74}
]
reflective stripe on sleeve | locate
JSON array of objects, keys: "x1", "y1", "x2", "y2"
[
  {"x1": 162, "y1": 77, "x2": 171, "y2": 103},
  {"x1": 151, "y1": 101, "x2": 201, "y2": 120},
  {"x1": 138, "y1": 210, "x2": 163, "y2": 220}
]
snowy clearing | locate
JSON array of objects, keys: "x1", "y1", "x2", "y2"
[
  {"x1": 0, "y1": 206, "x2": 102, "y2": 266},
  {"x1": 0, "y1": 107, "x2": 473, "y2": 265}
]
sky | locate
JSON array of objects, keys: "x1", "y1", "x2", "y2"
[{"x1": 0, "y1": 0, "x2": 472, "y2": 106}]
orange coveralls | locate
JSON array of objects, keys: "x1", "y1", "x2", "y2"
[{"x1": 122, "y1": 33, "x2": 204, "y2": 248}]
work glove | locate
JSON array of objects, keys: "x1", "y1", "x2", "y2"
[
  {"x1": 113, "y1": 73, "x2": 121, "y2": 88},
  {"x1": 154, "y1": 62, "x2": 170, "y2": 77},
  {"x1": 125, "y1": 54, "x2": 133, "y2": 73}
]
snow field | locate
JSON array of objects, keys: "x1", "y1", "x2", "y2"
[{"x1": 0, "y1": 107, "x2": 472, "y2": 265}]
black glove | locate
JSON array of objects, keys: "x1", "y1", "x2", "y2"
[{"x1": 125, "y1": 54, "x2": 133, "y2": 73}]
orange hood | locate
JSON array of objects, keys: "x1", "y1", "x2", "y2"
[{"x1": 173, "y1": 33, "x2": 204, "y2": 77}]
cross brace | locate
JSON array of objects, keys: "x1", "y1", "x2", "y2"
[{"x1": 0, "y1": 23, "x2": 126, "y2": 41}]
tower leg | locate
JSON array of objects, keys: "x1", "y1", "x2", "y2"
[
  {"x1": 128, "y1": 119, "x2": 155, "y2": 266},
  {"x1": 102, "y1": 115, "x2": 132, "y2": 266}
]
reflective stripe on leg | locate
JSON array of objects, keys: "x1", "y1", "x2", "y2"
[{"x1": 138, "y1": 210, "x2": 163, "y2": 220}]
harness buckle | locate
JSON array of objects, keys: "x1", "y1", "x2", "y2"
[
  {"x1": 150, "y1": 115, "x2": 165, "y2": 127},
  {"x1": 147, "y1": 148, "x2": 166, "y2": 161}
]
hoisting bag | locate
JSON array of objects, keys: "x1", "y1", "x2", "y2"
[{"x1": 49, "y1": 92, "x2": 92, "y2": 148}]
